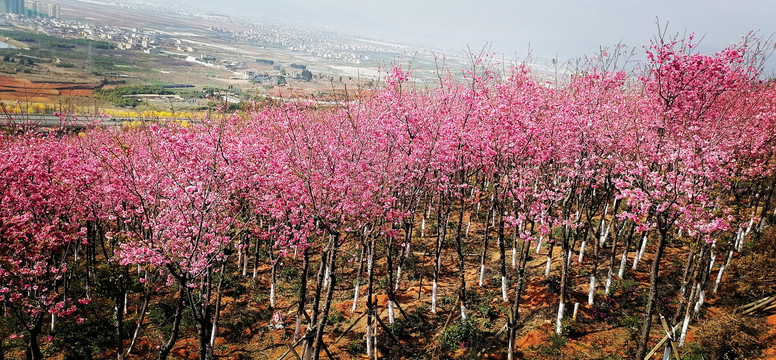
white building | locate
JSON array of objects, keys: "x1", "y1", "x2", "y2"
[{"x1": 48, "y1": 4, "x2": 60, "y2": 18}]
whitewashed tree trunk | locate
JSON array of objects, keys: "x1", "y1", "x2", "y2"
[
  {"x1": 242, "y1": 250, "x2": 249, "y2": 276},
  {"x1": 394, "y1": 266, "x2": 402, "y2": 292},
  {"x1": 460, "y1": 304, "x2": 467, "y2": 320},
  {"x1": 555, "y1": 302, "x2": 565, "y2": 335},
  {"x1": 578, "y1": 241, "x2": 586, "y2": 263},
  {"x1": 373, "y1": 331, "x2": 378, "y2": 360},
  {"x1": 618, "y1": 249, "x2": 628, "y2": 278},
  {"x1": 387, "y1": 300, "x2": 395, "y2": 325},
  {"x1": 714, "y1": 250, "x2": 734, "y2": 293},
  {"x1": 478, "y1": 264, "x2": 485, "y2": 287},
  {"x1": 694, "y1": 288, "x2": 705, "y2": 314},
  {"x1": 270, "y1": 283, "x2": 275, "y2": 308},
  {"x1": 679, "y1": 313, "x2": 691, "y2": 346},
  {"x1": 662, "y1": 345, "x2": 672, "y2": 360},
  {"x1": 352, "y1": 283, "x2": 360, "y2": 313},
  {"x1": 294, "y1": 314, "x2": 301, "y2": 341},
  {"x1": 633, "y1": 233, "x2": 647, "y2": 269},
  {"x1": 600, "y1": 224, "x2": 611, "y2": 247},
  {"x1": 638, "y1": 233, "x2": 648, "y2": 260},
  {"x1": 588, "y1": 273, "x2": 596, "y2": 305},
  {"x1": 599, "y1": 203, "x2": 610, "y2": 246},
  {"x1": 501, "y1": 276, "x2": 508, "y2": 302},
  {"x1": 734, "y1": 229, "x2": 744, "y2": 252},
  {"x1": 323, "y1": 264, "x2": 330, "y2": 289},
  {"x1": 604, "y1": 268, "x2": 613, "y2": 295},
  {"x1": 536, "y1": 235, "x2": 543, "y2": 254},
  {"x1": 512, "y1": 228, "x2": 518, "y2": 268},
  {"x1": 365, "y1": 324, "x2": 372, "y2": 358},
  {"x1": 708, "y1": 250, "x2": 715, "y2": 273},
  {"x1": 507, "y1": 335, "x2": 514, "y2": 360},
  {"x1": 545, "y1": 256, "x2": 552, "y2": 278},
  {"x1": 431, "y1": 281, "x2": 438, "y2": 314}
]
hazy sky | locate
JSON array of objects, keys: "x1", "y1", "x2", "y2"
[{"x1": 199, "y1": 0, "x2": 775, "y2": 71}]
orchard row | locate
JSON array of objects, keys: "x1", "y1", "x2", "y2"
[{"x1": 1, "y1": 34, "x2": 775, "y2": 359}]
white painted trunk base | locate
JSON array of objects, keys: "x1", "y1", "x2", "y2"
[
  {"x1": 431, "y1": 281, "x2": 438, "y2": 314},
  {"x1": 555, "y1": 302, "x2": 565, "y2": 335},
  {"x1": 352, "y1": 283, "x2": 360, "y2": 312},
  {"x1": 536, "y1": 236, "x2": 543, "y2": 254},
  {"x1": 638, "y1": 234, "x2": 648, "y2": 261},
  {"x1": 618, "y1": 250, "x2": 628, "y2": 278},
  {"x1": 270, "y1": 283, "x2": 275, "y2": 308},
  {"x1": 572, "y1": 302, "x2": 580, "y2": 321},
  {"x1": 366, "y1": 324, "x2": 373, "y2": 358},
  {"x1": 544, "y1": 256, "x2": 552, "y2": 277},
  {"x1": 679, "y1": 313, "x2": 691, "y2": 346},
  {"x1": 323, "y1": 265, "x2": 330, "y2": 289},
  {"x1": 694, "y1": 290, "x2": 705, "y2": 313},
  {"x1": 388, "y1": 300, "x2": 395, "y2": 324},
  {"x1": 501, "y1": 276, "x2": 508, "y2": 302},
  {"x1": 714, "y1": 250, "x2": 734, "y2": 293},
  {"x1": 588, "y1": 274, "x2": 596, "y2": 305}
]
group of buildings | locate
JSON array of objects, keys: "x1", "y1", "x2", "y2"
[{"x1": 1, "y1": 0, "x2": 59, "y2": 18}]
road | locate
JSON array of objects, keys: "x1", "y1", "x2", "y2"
[{"x1": 1, "y1": 114, "x2": 166, "y2": 128}]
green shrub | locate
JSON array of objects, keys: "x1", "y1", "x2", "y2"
[
  {"x1": 346, "y1": 340, "x2": 366, "y2": 355},
  {"x1": 327, "y1": 308, "x2": 344, "y2": 325},
  {"x1": 538, "y1": 334, "x2": 567, "y2": 356},
  {"x1": 50, "y1": 313, "x2": 116, "y2": 360},
  {"x1": 543, "y1": 275, "x2": 562, "y2": 295},
  {"x1": 439, "y1": 319, "x2": 483, "y2": 351},
  {"x1": 679, "y1": 342, "x2": 708, "y2": 360}
]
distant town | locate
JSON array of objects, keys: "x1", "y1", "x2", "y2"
[{"x1": 0, "y1": 0, "x2": 479, "y2": 87}]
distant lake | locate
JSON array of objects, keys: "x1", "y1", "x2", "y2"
[{"x1": 0, "y1": 41, "x2": 17, "y2": 49}]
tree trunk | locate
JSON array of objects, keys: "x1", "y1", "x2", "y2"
[
  {"x1": 304, "y1": 241, "x2": 328, "y2": 360},
  {"x1": 115, "y1": 278, "x2": 126, "y2": 360},
  {"x1": 295, "y1": 248, "x2": 310, "y2": 342},
  {"x1": 507, "y1": 224, "x2": 532, "y2": 360},
  {"x1": 497, "y1": 207, "x2": 508, "y2": 302},
  {"x1": 432, "y1": 202, "x2": 449, "y2": 314},
  {"x1": 158, "y1": 286, "x2": 185, "y2": 360},
  {"x1": 312, "y1": 232, "x2": 340, "y2": 360},
  {"x1": 366, "y1": 235, "x2": 375, "y2": 359},
  {"x1": 197, "y1": 304, "x2": 213, "y2": 360},
  {"x1": 478, "y1": 206, "x2": 493, "y2": 287},
  {"x1": 24, "y1": 317, "x2": 43, "y2": 360},
  {"x1": 210, "y1": 260, "x2": 227, "y2": 356},
  {"x1": 454, "y1": 195, "x2": 468, "y2": 320},
  {"x1": 618, "y1": 223, "x2": 635, "y2": 278},
  {"x1": 635, "y1": 225, "x2": 669, "y2": 360},
  {"x1": 127, "y1": 285, "x2": 153, "y2": 355},
  {"x1": 352, "y1": 242, "x2": 365, "y2": 313},
  {"x1": 556, "y1": 238, "x2": 569, "y2": 335}
]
